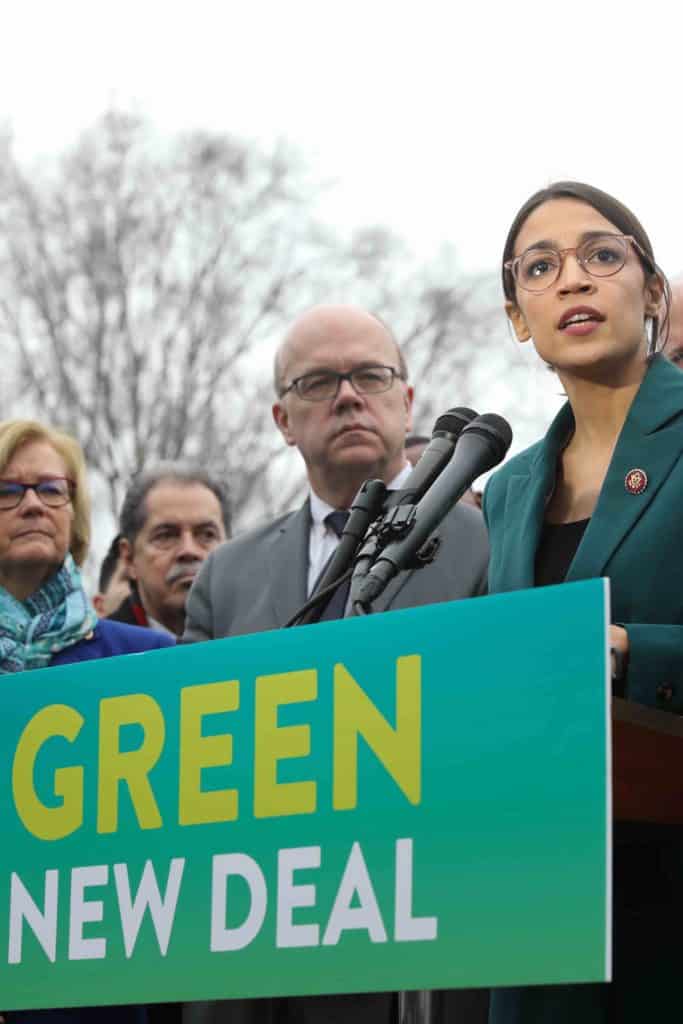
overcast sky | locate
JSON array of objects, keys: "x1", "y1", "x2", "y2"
[
  {"x1": 4, "y1": 1, "x2": 680, "y2": 278},
  {"x1": 5, "y1": 1, "x2": 679, "y2": 564}
]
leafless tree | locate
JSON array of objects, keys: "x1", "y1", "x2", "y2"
[
  {"x1": 0, "y1": 113, "x2": 334, "y2": 526},
  {"x1": 0, "y1": 113, "x2": 543, "y2": 574}
]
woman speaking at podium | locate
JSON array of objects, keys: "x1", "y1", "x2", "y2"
[{"x1": 483, "y1": 182, "x2": 682, "y2": 1023}]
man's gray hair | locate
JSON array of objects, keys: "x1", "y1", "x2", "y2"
[{"x1": 119, "y1": 462, "x2": 231, "y2": 543}]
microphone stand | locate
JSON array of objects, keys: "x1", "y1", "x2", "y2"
[
  {"x1": 398, "y1": 990, "x2": 439, "y2": 1024},
  {"x1": 348, "y1": 502, "x2": 420, "y2": 613},
  {"x1": 286, "y1": 479, "x2": 387, "y2": 627},
  {"x1": 350, "y1": 506, "x2": 441, "y2": 616}
]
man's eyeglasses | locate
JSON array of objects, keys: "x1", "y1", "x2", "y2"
[
  {"x1": 280, "y1": 365, "x2": 405, "y2": 402},
  {"x1": 0, "y1": 477, "x2": 75, "y2": 510},
  {"x1": 505, "y1": 233, "x2": 648, "y2": 294}
]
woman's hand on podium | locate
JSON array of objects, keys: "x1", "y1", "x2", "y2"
[{"x1": 609, "y1": 625, "x2": 630, "y2": 690}]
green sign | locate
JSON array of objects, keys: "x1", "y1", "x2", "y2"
[{"x1": 1, "y1": 579, "x2": 610, "y2": 1010}]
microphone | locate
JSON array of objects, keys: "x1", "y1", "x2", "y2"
[
  {"x1": 386, "y1": 407, "x2": 479, "y2": 509},
  {"x1": 292, "y1": 478, "x2": 388, "y2": 626},
  {"x1": 348, "y1": 407, "x2": 479, "y2": 602},
  {"x1": 354, "y1": 413, "x2": 513, "y2": 607}
]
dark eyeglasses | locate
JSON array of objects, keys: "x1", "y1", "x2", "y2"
[
  {"x1": 0, "y1": 477, "x2": 75, "y2": 510},
  {"x1": 505, "y1": 233, "x2": 648, "y2": 293},
  {"x1": 280, "y1": 364, "x2": 405, "y2": 402}
]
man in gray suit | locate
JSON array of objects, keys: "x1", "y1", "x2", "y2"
[
  {"x1": 182, "y1": 304, "x2": 489, "y2": 1023},
  {"x1": 185, "y1": 304, "x2": 487, "y2": 642}
]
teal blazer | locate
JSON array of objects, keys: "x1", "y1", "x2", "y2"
[
  {"x1": 483, "y1": 354, "x2": 683, "y2": 714},
  {"x1": 484, "y1": 355, "x2": 683, "y2": 1021}
]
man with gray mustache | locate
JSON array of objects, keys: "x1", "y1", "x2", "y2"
[{"x1": 110, "y1": 462, "x2": 230, "y2": 638}]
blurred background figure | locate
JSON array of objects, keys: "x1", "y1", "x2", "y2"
[
  {"x1": 665, "y1": 276, "x2": 683, "y2": 366},
  {"x1": 112, "y1": 463, "x2": 230, "y2": 637},
  {"x1": 92, "y1": 533, "x2": 130, "y2": 616},
  {"x1": 404, "y1": 432, "x2": 430, "y2": 465}
]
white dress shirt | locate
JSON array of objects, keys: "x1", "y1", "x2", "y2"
[{"x1": 307, "y1": 463, "x2": 413, "y2": 595}]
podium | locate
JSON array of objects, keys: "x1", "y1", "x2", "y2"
[
  {"x1": 4, "y1": 581, "x2": 681, "y2": 1015},
  {"x1": 612, "y1": 697, "x2": 683, "y2": 824},
  {"x1": 398, "y1": 698, "x2": 683, "y2": 1024}
]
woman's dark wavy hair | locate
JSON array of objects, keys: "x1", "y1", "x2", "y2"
[{"x1": 501, "y1": 181, "x2": 671, "y2": 354}]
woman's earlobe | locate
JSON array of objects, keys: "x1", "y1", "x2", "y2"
[
  {"x1": 644, "y1": 273, "x2": 665, "y2": 317},
  {"x1": 505, "y1": 301, "x2": 531, "y2": 343}
]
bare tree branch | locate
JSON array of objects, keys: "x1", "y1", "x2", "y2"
[{"x1": 0, "y1": 112, "x2": 525, "y2": 579}]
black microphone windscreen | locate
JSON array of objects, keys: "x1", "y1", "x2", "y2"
[
  {"x1": 463, "y1": 413, "x2": 513, "y2": 463},
  {"x1": 433, "y1": 407, "x2": 478, "y2": 437}
]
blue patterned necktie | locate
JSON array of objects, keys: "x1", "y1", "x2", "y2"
[
  {"x1": 315, "y1": 510, "x2": 351, "y2": 621},
  {"x1": 325, "y1": 509, "x2": 350, "y2": 540}
]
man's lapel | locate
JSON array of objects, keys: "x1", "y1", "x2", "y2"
[
  {"x1": 268, "y1": 502, "x2": 311, "y2": 626},
  {"x1": 567, "y1": 357, "x2": 683, "y2": 581}
]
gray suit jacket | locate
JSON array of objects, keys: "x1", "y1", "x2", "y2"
[{"x1": 184, "y1": 498, "x2": 488, "y2": 641}]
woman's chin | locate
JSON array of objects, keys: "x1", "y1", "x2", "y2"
[
  {"x1": 548, "y1": 341, "x2": 645, "y2": 377},
  {"x1": 3, "y1": 551, "x2": 62, "y2": 579}
]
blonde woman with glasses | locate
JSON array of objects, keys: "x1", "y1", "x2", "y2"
[{"x1": 0, "y1": 419, "x2": 173, "y2": 1024}]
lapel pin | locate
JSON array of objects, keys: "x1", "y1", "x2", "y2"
[{"x1": 625, "y1": 468, "x2": 648, "y2": 495}]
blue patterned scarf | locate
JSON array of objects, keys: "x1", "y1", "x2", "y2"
[{"x1": 0, "y1": 554, "x2": 98, "y2": 673}]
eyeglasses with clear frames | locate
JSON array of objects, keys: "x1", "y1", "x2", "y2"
[
  {"x1": 505, "y1": 233, "x2": 649, "y2": 293},
  {"x1": 0, "y1": 477, "x2": 75, "y2": 510},
  {"x1": 280, "y1": 364, "x2": 405, "y2": 402}
]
